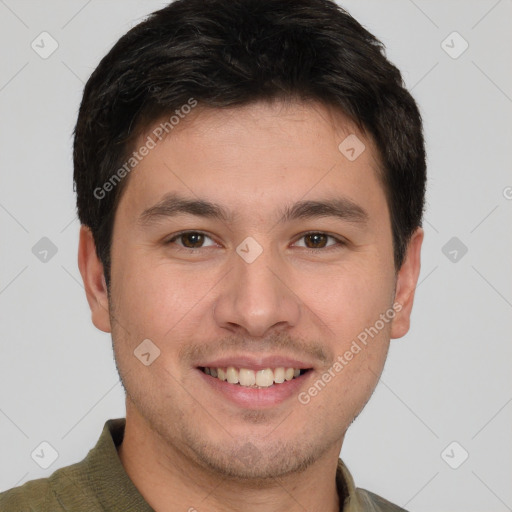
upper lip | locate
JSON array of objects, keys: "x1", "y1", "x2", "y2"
[{"x1": 197, "y1": 355, "x2": 315, "y2": 371}]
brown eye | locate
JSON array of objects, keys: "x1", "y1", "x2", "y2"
[
  {"x1": 166, "y1": 231, "x2": 216, "y2": 249},
  {"x1": 293, "y1": 232, "x2": 344, "y2": 251},
  {"x1": 179, "y1": 232, "x2": 205, "y2": 248},
  {"x1": 303, "y1": 233, "x2": 329, "y2": 249}
]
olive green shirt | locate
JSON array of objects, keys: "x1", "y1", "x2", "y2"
[{"x1": 0, "y1": 418, "x2": 407, "y2": 511}]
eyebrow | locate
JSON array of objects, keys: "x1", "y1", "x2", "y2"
[{"x1": 138, "y1": 192, "x2": 369, "y2": 227}]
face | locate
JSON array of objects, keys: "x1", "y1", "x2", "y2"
[{"x1": 80, "y1": 100, "x2": 422, "y2": 480}]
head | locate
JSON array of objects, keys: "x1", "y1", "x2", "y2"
[{"x1": 76, "y1": 0, "x2": 425, "y2": 480}]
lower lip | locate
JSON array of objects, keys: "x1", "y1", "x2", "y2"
[{"x1": 197, "y1": 368, "x2": 312, "y2": 408}]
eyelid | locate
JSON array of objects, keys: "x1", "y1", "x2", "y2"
[
  {"x1": 291, "y1": 231, "x2": 347, "y2": 250},
  {"x1": 165, "y1": 230, "x2": 218, "y2": 248}
]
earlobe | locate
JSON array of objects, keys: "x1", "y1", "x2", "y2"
[
  {"x1": 390, "y1": 227, "x2": 424, "y2": 339},
  {"x1": 77, "y1": 225, "x2": 112, "y2": 333}
]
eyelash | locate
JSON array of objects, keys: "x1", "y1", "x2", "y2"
[{"x1": 164, "y1": 230, "x2": 346, "y2": 253}]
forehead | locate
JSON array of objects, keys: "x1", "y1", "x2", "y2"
[{"x1": 116, "y1": 100, "x2": 387, "y2": 225}]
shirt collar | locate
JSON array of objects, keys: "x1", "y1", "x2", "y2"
[{"x1": 50, "y1": 418, "x2": 153, "y2": 511}]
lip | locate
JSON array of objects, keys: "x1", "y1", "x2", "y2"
[
  {"x1": 196, "y1": 355, "x2": 315, "y2": 372},
  {"x1": 197, "y1": 366, "x2": 313, "y2": 408}
]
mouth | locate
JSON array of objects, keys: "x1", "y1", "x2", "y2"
[
  {"x1": 195, "y1": 355, "x2": 316, "y2": 408},
  {"x1": 199, "y1": 366, "x2": 312, "y2": 388}
]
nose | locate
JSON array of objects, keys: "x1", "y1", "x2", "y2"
[{"x1": 213, "y1": 244, "x2": 301, "y2": 338}]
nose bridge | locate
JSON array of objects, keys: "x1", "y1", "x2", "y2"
[{"x1": 213, "y1": 240, "x2": 300, "y2": 336}]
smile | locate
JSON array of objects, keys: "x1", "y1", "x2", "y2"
[{"x1": 200, "y1": 366, "x2": 310, "y2": 388}]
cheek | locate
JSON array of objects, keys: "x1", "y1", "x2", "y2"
[
  {"x1": 306, "y1": 260, "x2": 394, "y2": 337},
  {"x1": 112, "y1": 252, "x2": 218, "y2": 342}
]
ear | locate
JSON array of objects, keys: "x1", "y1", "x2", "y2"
[
  {"x1": 390, "y1": 227, "x2": 424, "y2": 339},
  {"x1": 77, "y1": 225, "x2": 112, "y2": 333}
]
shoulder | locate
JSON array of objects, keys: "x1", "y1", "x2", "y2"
[
  {"x1": 0, "y1": 476, "x2": 56, "y2": 512},
  {"x1": 0, "y1": 455, "x2": 102, "y2": 512},
  {"x1": 354, "y1": 487, "x2": 409, "y2": 512},
  {"x1": 0, "y1": 418, "x2": 125, "y2": 512}
]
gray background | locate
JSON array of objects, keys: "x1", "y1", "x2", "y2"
[{"x1": 1, "y1": 0, "x2": 511, "y2": 510}]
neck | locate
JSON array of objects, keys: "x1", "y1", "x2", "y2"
[{"x1": 117, "y1": 405, "x2": 343, "y2": 512}]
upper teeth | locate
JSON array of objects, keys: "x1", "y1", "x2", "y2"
[{"x1": 203, "y1": 366, "x2": 302, "y2": 387}]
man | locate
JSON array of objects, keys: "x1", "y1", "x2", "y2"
[{"x1": 0, "y1": 0, "x2": 425, "y2": 510}]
